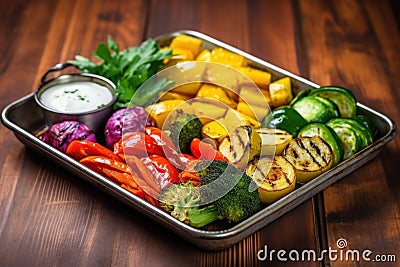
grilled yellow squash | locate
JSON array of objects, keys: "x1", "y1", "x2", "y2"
[
  {"x1": 283, "y1": 136, "x2": 333, "y2": 183},
  {"x1": 246, "y1": 156, "x2": 296, "y2": 204}
]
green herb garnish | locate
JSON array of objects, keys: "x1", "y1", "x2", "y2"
[
  {"x1": 64, "y1": 89, "x2": 79, "y2": 94},
  {"x1": 68, "y1": 36, "x2": 173, "y2": 110}
]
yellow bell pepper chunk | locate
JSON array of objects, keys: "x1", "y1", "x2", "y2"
[
  {"x1": 158, "y1": 91, "x2": 192, "y2": 102},
  {"x1": 162, "y1": 61, "x2": 206, "y2": 96},
  {"x1": 237, "y1": 67, "x2": 272, "y2": 89},
  {"x1": 223, "y1": 108, "x2": 260, "y2": 131},
  {"x1": 171, "y1": 47, "x2": 194, "y2": 60},
  {"x1": 238, "y1": 85, "x2": 271, "y2": 110},
  {"x1": 145, "y1": 99, "x2": 185, "y2": 128},
  {"x1": 236, "y1": 101, "x2": 269, "y2": 122},
  {"x1": 170, "y1": 34, "x2": 203, "y2": 58},
  {"x1": 210, "y1": 47, "x2": 247, "y2": 67},
  {"x1": 189, "y1": 98, "x2": 229, "y2": 125},
  {"x1": 163, "y1": 47, "x2": 195, "y2": 66},
  {"x1": 196, "y1": 83, "x2": 237, "y2": 109},
  {"x1": 195, "y1": 49, "x2": 211, "y2": 61},
  {"x1": 269, "y1": 77, "x2": 293, "y2": 108},
  {"x1": 169, "y1": 83, "x2": 202, "y2": 97},
  {"x1": 201, "y1": 120, "x2": 229, "y2": 144},
  {"x1": 202, "y1": 63, "x2": 241, "y2": 98}
]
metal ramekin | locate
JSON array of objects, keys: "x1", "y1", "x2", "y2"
[{"x1": 34, "y1": 63, "x2": 117, "y2": 134}]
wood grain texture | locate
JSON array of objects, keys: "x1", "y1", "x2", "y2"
[
  {"x1": 297, "y1": 0, "x2": 400, "y2": 266},
  {"x1": 0, "y1": 0, "x2": 398, "y2": 266}
]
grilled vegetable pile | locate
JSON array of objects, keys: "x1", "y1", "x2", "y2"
[{"x1": 39, "y1": 34, "x2": 378, "y2": 228}]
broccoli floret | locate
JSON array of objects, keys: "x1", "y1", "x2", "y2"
[
  {"x1": 159, "y1": 161, "x2": 260, "y2": 227},
  {"x1": 158, "y1": 181, "x2": 222, "y2": 228},
  {"x1": 196, "y1": 160, "x2": 260, "y2": 222},
  {"x1": 169, "y1": 109, "x2": 202, "y2": 153}
]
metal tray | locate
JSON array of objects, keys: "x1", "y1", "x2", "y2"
[{"x1": 1, "y1": 30, "x2": 397, "y2": 251}]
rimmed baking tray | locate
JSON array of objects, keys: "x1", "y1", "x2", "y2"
[{"x1": 1, "y1": 30, "x2": 397, "y2": 251}]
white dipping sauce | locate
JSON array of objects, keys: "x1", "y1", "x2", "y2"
[{"x1": 39, "y1": 81, "x2": 114, "y2": 113}]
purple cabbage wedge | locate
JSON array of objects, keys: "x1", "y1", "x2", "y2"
[
  {"x1": 104, "y1": 107, "x2": 153, "y2": 149},
  {"x1": 41, "y1": 121, "x2": 96, "y2": 152}
]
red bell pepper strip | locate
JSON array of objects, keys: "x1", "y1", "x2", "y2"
[
  {"x1": 122, "y1": 168, "x2": 159, "y2": 207},
  {"x1": 144, "y1": 127, "x2": 176, "y2": 149},
  {"x1": 178, "y1": 170, "x2": 200, "y2": 186},
  {"x1": 66, "y1": 140, "x2": 123, "y2": 162},
  {"x1": 79, "y1": 155, "x2": 159, "y2": 206},
  {"x1": 124, "y1": 154, "x2": 161, "y2": 194},
  {"x1": 143, "y1": 127, "x2": 197, "y2": 170},
  {"x1": 141, "y1": 155, "x2": 179, "y2": 190},
  {"x1": 190, "y1": 138, "x2": 229, "y2": 162},
  {"x1": 116, "y1": 127, "x2": 197, "y2": 171},
  {"x1": 177, "y1": 160, "x2": 201, "y2": 186},
  {"x1": 178, "y1": 153, "x2": 197, "y2": 164},
  {"x1": 114, "y1": 132, "x2": 164, "y2": 159},
  {"x1": 79, "y1": 156, "x2": 139, "y2": 190}
]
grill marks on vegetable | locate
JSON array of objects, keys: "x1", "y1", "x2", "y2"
[
  {"x1": 287, "y1": 137, "x2": 331, "y2": 170},
  {"x1": 245, "y1": 156, "x2": 296, "y2": 204},
  {"x1": 249, "y1": 158, "x2": 290, "y2": 188},
  {"x1": 230, "y1": 127, "x2": 250, "y2": 163},
  {"x1": 250, "y1": 161, "x2": 271, "y2": 186},
  {"x1": 263, "y1": 164, "x2": 290, "y2": 188},
  {"x1": 283, "y1": 136, "x2": 333, "y2": 184}
]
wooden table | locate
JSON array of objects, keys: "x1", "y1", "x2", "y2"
[{"x1": 0, "y1": 0, "x2": 399, "y2": 266}]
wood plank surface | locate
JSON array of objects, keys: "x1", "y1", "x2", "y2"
[
  {"x1": 0, "y1": 0, "x2": 398, "y2": 266},
  {"x1": 297, "y1": 1, "x2": 400, "y2": 266}
]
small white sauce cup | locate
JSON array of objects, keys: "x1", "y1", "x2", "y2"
[{"x1": 34, "y1": 63, "x2": 117, "y2": 133}]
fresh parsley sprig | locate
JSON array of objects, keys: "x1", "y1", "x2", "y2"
[{"x1": 68, "y1": 36, "x2": 173, "y2": 110}]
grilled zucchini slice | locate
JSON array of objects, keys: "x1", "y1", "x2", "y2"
[
  {"x1": 246, "y1": 156, "x2": 296, "y2": 204},
  {"x1": 326, "y1": 118, "x2": 373, "y2": 160},
  {"x1": 308, "y1": 86, "x2": 357, "y2": 118},
  {"x1": 297, "y1": 123, "x2": 344, "y2": 166},
  {"x1": 283, "y1": 136, "x2": 333, "y2": 183},
  {"x1": 292, "y1": 95, "x2": 338, "y2": 123}
]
